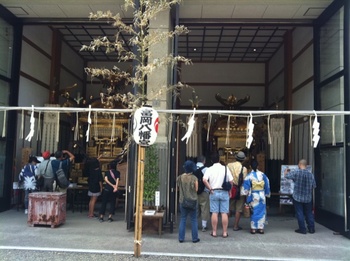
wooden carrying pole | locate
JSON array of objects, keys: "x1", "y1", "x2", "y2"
[{"x1": 134, "y1": 145, "x2": 145, "y2": 257}]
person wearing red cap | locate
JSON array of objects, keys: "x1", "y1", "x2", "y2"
[{"x1": 37, "y1": 151, "x2": 55, "y2": 192}]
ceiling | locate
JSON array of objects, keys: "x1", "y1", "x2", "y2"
[{"x1": 1, "y1": 0, "x2": 333, "y2": 62}]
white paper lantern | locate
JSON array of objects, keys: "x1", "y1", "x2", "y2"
[{"x1": 133, "y1": 106, "x2": 159, "y2": 146}]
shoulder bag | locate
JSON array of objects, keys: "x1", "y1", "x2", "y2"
[
  {"x1": 180, "y1": 175, "x2": 197, "y2": 210},
  {"x1": 230, "y1": 166, "x2": 243, "y2": 199},
  {"x1": 222, "y1": 166, "x2": 232, "y2": 191},
  {"x1": 55, "y1": 161, "x2": 69, "y2": 189}
]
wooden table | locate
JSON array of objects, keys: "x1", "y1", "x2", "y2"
[{"x1": 137, "y1": 211, "x2": 165, "y2": 236}]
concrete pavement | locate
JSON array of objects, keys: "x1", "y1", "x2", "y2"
[{"x1": 1, "y1": 206, "x2": 349, "y2": 260}]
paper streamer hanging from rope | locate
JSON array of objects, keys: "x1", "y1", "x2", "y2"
[
  {"x1": 206, "y1": 113, "x2": 212, "y2": 142},
  {"x1": 332, "y1": 115, "x2": 336, "y2": 146},
  {"x1": 289, "y1": 115, "x2": 292, "y2": 144},
  {"x1": 167, "y1": 114, "x2": 173, "y2": 142},
  {"x1": 181, "y1": 108, "x2": 196, "y2": 144},
  {"x1": 2, "y1": 110, "x2": 6, "y2": 137},
  {"x1": 267, "y1": 115, "x2": 271, "y2": 145},
  {"x1": 56, "y1": 111, "x2": 60, "y2": 143},
  {"x1": 246, "y1": 113, "x2": 254, "y2": 149},
  {"x1": 74, "y1": 112, "x2": 79, "y2": 141},
  {"x1": 93, "y1": 112, "x2": 98, "y2": 138},
  {"x1": 36, "y1": 111, "x2": 41, "y2": 141},
  {"x1": 225, "y1": 115, "x2": 231, "y2": 145},
  {"x1": 20, "y1": 110, "x2": 24, "y2": 139},
  {"x1": 312, "y1": 111, "x2": 320, "y2": 148},
  {"x1": 25, "y1": 105, "x2": 35, "y2": 142},
  {"x1": 86, "y1": 105, "x2": 92, "y2": 142},
  {"x1": 111, "y1": 113, "x2": 116, "y2": 141}
]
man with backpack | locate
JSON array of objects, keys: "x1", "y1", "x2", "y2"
[
  {"x1": 37, "y1": 151, "x2": 55, "y2": 192},
  {"x1": 194, "y1": 155, "x2": 210, "y2": 232},
  {"x1": 227, "y1": 151, "x2": 248, "y2": 231},
  {"x1": 51, "y1": 150, "x2": 75, "y2": 191}
]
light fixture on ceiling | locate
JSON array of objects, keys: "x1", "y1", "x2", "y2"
[{"x1": 193, "y1": 48, "x2": 197, "y2": 51}]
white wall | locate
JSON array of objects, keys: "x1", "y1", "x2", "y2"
[{"x1": 180, "y1": 63, "x2": 265, "y2": 107}]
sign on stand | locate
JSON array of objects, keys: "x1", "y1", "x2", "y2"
[
  {"x1": 133, "y1": 106, "x2": 159, "y2": 257},
  {"x1": 280, "y1": 165, "x2": 312, "y2": 205}
]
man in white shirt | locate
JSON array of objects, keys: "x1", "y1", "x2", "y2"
[{"x1": 203, "y1": 153, "x2": 233, "y2": 238}]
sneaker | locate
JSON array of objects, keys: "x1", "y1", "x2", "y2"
[
  {"x1": 24, "y1": 209, "x2": 28, "y2": 214},
  {"x1": 193, "y1": 239, "x2": 200, "y2": 243},
  {"x1": 202, "y1": 227, "x2": 207, "y2": 232},
  {"x1": 295, "y1": 229, "x2": 306, "y2": 234},
  {"x1": 99, "y1": 217, "x2": 104, "y2": 223},
  {"x1": 108, "y1": 217, "x2": 113, "y2": 222}
]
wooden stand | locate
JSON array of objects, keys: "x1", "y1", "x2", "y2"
[
  {"x1": 141, "y1": 211, "x2": 164, "y2": 236},
  {"x1": 27, "y1": 192, "x2": 66, "y2": 228}
]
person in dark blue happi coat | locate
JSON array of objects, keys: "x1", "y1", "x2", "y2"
[{"x1": 18, "y1": 156, "x2": 41, "y2": 214}]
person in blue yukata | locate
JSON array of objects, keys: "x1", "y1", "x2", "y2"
[
  {"x1": 242, "y1": 160, "x2": 270, "y2": 234},
  {"x1": 284, "y1": 159, "x2": 316, "y2": 234}
]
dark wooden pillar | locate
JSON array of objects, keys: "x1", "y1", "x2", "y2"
[{"x1": 49, "y1": 28, "x2": 62, "y2": 104}]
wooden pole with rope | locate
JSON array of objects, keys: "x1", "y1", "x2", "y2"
[{"x1": 134, "y1": 145, "x2": 145, "y2": 257}]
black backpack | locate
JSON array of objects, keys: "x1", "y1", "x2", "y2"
[{"x1": 193, "y1": 166, "x2": 206, "y2": 194}]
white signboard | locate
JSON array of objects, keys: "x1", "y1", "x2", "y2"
[{"x1": 133, "y1": 106, "x2": 159, "y2": 146}]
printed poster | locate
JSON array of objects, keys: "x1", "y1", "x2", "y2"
[{"x1": 280, "y1": 165, "x2": 312, "y2": 205}]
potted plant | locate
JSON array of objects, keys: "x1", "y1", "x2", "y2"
[{"x1": 143, "y1": 145, "x2": 160, "y2": 208}]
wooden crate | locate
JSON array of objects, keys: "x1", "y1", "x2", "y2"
[{"x1": 28, "y1": 192, "x2": 66, "y2": 228}]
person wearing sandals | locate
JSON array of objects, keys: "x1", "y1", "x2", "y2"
[
  {"x1": 227, "y1": 151, "x2": 248, "y2": 231},
  {"x1": 98, "y1": 161, "x2": 120, "y2": 223},
  {"x1": 85, "y1": 157, "x2": 103, "y2": 218},
  {"x1": 242, "y1": 160, "x2": 270, "y2": 234},
  {"x1": 177, "y1": 160, "x2": 200, "y2": 243},
  {"x1": 203, "y1": 153, "x2": 233, "y2": 238}
]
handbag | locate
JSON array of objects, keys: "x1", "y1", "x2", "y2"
[
  {"x1": 243, "y1": 203, "x2": 251, "y2": 218},
  {"x1": 182, "y1": 198, "x2": 197, "y2": 210},
  {"x1": 230, "y1": 185, "x2": 239, "y2": 199},
  {"x1": 222, "y1": 167, "x2": 232, "y2": 191},
  {"x1": 230, "y1": 166, "x2": 243, "y2": 199},
  {"x1": 180, "y1": 175, "x2": 197, "y2": 210}
]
